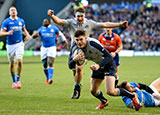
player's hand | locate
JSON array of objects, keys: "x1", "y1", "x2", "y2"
[
  {"x1": 90, "y1": 64, "x2": 100, "y2": 71},
  {"x1": 24, "y1": 35, "x2": 30, "y2": 42},
  {"x1": 111, "y1": 52, "x2": 116, "y2": 58},
  {"x1": 8, "y1": 30, "x2": 13, "y2": 35},
  {"x1": 120, "y1": 21, "x2": 128, "y2": 28},
  {"x1": 48, "y1": 9, "x2": 54, "y2": 17},
  {"x1": 73, "y1": 51, "x2": 85, "y2": 61}
]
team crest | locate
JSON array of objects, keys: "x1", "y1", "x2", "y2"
[
  {"x1": 19, "y1": 22, "x2": 22, "y2": 25},
  {"x1": 51, "y1": 29, "x2": 54, "y2": 32},
  {"x1": 111, "y1": 37, "x2": 114, "y2": 40}
]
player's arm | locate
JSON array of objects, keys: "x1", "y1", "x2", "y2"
[
  {"x1": 111, "y1": 35, "x2": 123, "y2": 58},
  {"x1": 57, "y1": 31, "x2": 69, "y2": 50},
  {"x1": 23, "y1": 26, "x2": 31, "y2": 42},
  {"x1": 31, "y1": 31, "x2": 39, "y2": 39},
  {"x1": 100, "y1": 21, "x2": 128, "y2": 28},
  {"x1": 137, "y1": 83, "x2": 154, "y2": 94},
  {"x1": 0, "y1": 30, "x2": 13, "y2": 36},
  {"x1": 48, "y1": 9, "x2": 66, "y2": 26},
  {"x1": 90, "y1": 41, "x2": 112, "y2": 71}
]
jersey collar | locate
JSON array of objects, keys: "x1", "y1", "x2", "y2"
[
  {"x1": 103, "y1": 32, "x2": 114, "y2": 40},
  {"x1": 9, "y1": 16, "x2": 18, "y2": 20}
]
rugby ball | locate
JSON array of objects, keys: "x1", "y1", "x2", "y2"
[{"x1": 74, "y1": 49, "x2": 85, "y2": 66}]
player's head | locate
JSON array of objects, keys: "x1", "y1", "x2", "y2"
[
  {"x1": 104, "y1": 28, "x2": 112, "y2": 37},
  {"x1": 43, "y1": 18, "x2": 51, "y2": 27},
  {"x1": 74, "y1": 7, "x2": 85, "y2": 24},
  {"x1": 9, "y1": 6, "x2": 18, "y2": 17},
  {"x1": 117, "y1": 81, "x2": 136, "y2": 92},
  {"x1": 74, "y1": 30, "x2": 87, "y2": 48}
]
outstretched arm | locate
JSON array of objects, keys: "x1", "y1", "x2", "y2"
[
  {"x1": 100, "y1": 21, "x2": 128, "y2": 28},
  {"x1": 58, "y1": 31, "x2": 69, "y2": 50},
  {"x1": 48, "y1": 9, "x2": 66, "y2": 26},
  {"x1": 31, "y1": 31, "x2": 39, "y2": 39}
]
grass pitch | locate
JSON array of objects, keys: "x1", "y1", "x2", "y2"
[{"x1": 0, "y1": 56, "x2": 160, "y2": 115}]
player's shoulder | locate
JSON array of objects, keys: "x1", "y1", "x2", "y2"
[
  {"x1": 113, "y1": 33, "x2": 120, "y2": 39},
  {"x1": 88, "y1": 37, "x2": 101, "y2": 46},
  {"x1": 3, "y1": 17, "x2": 11, "y2": 23}
]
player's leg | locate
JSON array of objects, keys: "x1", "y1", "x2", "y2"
[
  {"x1": 15, "y1": 42, "x2": 24, "y2": 89},
  {"x1": 47, "y1": 57, "x2": 55, "y2": 84},
  {"x1": 150, "y1": 77, "x2": 160, "y2": 93},
  {"x1": 105, "y1": 76, "x2": 140, "y2": 111},
  {"x1": 7, "y1": 44, "x2": 17, "y2": 88},
  {"x1": 114, "y1": 54, "x2": 120, "y2": 87},
  {"x1": 46, "y1": 46, "x2": 56, "y2": 84},
  {"x1": 90, "y1": 78, "x2": 108, "y2": 109},
  {"x1": 42, "y1": 58, "x2": 49, "y2": 83},
  {"x1": 68, "y1": 44, "x2": 83, "y2": 99}
]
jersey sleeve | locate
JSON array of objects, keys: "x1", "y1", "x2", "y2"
[
  {"x1": 54, "y1": 26, "x2": 60, "y2": 34},
  {"x1": 63, "y1": 18, "x2": 73, "y2": 26},
  {"x1": 21, "y1": 19, "x2": 25, "y2": 28},
  {"x1": 1, "y1": 19, "x2": 8, "y2": 31},
  {"x1": 37, "y1": 28, "x2": 42, "y2": 36},
  {"x1": 89, "y1": 19, "x2": 102, "y2": 29},
  {"x1": 122, "y1": 96, "x2": 133, "y2": 108}
]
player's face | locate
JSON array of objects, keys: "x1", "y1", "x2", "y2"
[
  {"x1": 9, "y1": 7, "x2": 18, "y2": 17},
  {"x1": 76, "y1": 15, "x2": 85, "y2": 24},
  {"x1": 75, "y1": 35, "x2": 87, "y2": 49},
  {"x1": 105, "y1": 28, "x2": 112, "y2": 36},
  {"x1": 43, "y1": 19, "x2": 50, "y2": 27},
  {"x1": 125, "y1": 83, "x2": 136, "y2": 92}
]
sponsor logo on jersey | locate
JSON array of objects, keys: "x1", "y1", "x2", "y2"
[{"x1": 19, "y1": 22, "x2": 22, "y2": 26}]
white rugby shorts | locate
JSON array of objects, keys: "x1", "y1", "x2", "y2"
[
  {"x1": 7, "y1": 42, "x2": 24, "y2": 62},
  {"x1": 41, "y1": 46, "x2": 56, "y2": 60}
]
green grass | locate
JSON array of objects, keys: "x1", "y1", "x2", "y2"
[{"x1": 0, "y1": 56, "x2": 160, "y2": 115}]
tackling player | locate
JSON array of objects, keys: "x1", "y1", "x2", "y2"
[
  {"x1": 32, "y1": 18, "x2": 69, "y2": 84},
  {"x1": 99, "y1": 28, "x2": 123, "y2": 87},
  {"x1": 48, "y1": 7, "x2": 128, "y2": 99},
  {"x1": 118, "y1": 77, "x2": 160, "y2": 108},
  {"x1": 71, "y1": 30, "x2": 140, "y2": 110},
  {"x1": 0, "y1": 6, "x2": 31, "y2": 89}
]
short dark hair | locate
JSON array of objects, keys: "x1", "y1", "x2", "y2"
[
  {"x1": 74, "y1": 30, "x2": 86, "y2": 37},
  {"x1": 117, "y1": 81, "x2": 128, "y2": 89},
  {"x1": 75, "y1": 7, "x2": 86, "y2": 13},
  {"x1": 44, "y1": 18, "x2": 51, "y2": 23}
]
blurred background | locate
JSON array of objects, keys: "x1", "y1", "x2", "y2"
[{"x1": 0, "y1": 0, "x2": 160, "y2": 56}]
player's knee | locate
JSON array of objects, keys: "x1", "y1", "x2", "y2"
[
  {"x1": 90, "y1": 89, "x2": 97, "y2": 96},
  {"x1": 76, "y1": 66, "x2": 82, "y2": 72},
  {"x1": 106, "y1": 90, "x2": 116, "y2": 96}
]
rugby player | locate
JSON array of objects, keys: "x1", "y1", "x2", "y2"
[
  {"x1": 71, "y1": 30, "x2": 140, "y2": 110},
  {"x1": 118, "y1": 78, "x2": 160, "y2": 108},
  {"x1": 0, "y1": 6, "x2": 31, "y2": 89},
  {"x1": 32, "y1": 18, "x2": 69, "y2": 84},
  {"x1": 99, "y1": 28, "x2": 123, "y2": 87},
  {"x1": 48, "y1": 6, "x2": 128, "y2": 99}
]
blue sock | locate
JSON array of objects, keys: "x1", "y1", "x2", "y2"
[
  {"x1": 44, "y1": 69, "x2": 49, "y2": 80},
  {"x1": 75, "y1": 82, "x2": 81, "y2": 87},
  {"x1": 16, "y1": 74, "x2": 21, "y2": 82},
  {"x1": 48, "y1": 67, "x2": 54, "y2": 79},
  {"x1": 11, "y1": 72, "x2": 16, "y2": 82}
]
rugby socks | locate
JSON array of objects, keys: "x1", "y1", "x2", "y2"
[
  {"x1": 48, "y1": 67, "x2": 54, "y2": 79},
  {"x1": 95, "y1": 90, "x2": 107, "y2": 104},
  {"x1": 16, "y1": 74, "x2": 21, "y2": 82},
  {"x1": 44, "y1": 68, "x2": 49, "y2": 80},
  {"x1": 75, "y1": 82, "x2": 81, "y2": 88},
  {"x1": 117, "y1": 88, "x2": 135, "y2": 99},
  {"x1": 115, "y1": 76, "x2": 119, "y2": 87},
  {"x1": 10, "y1": 72, "x2": 16, "y2": 82}
]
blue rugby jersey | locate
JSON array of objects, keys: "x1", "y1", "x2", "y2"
[
  {"x1": 38, "y1": 25, "x2": 59, "y2": 47},
  {"x1": 122, "y1": 82, "x2": 155, "y2": 107},
  {"x1": 1, "y1": 17, "x2": 25, "y2": 45}
]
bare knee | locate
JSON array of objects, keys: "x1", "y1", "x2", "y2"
[
  {"x1": 76, "y1": 66, "x2": 82, "y2": 73},
  {"x1": 106, "y1": 90, "x2": 116, "y2": 96},
  {"x1": 90, "y1": 89, "x2": 97, "y2": 96}
]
